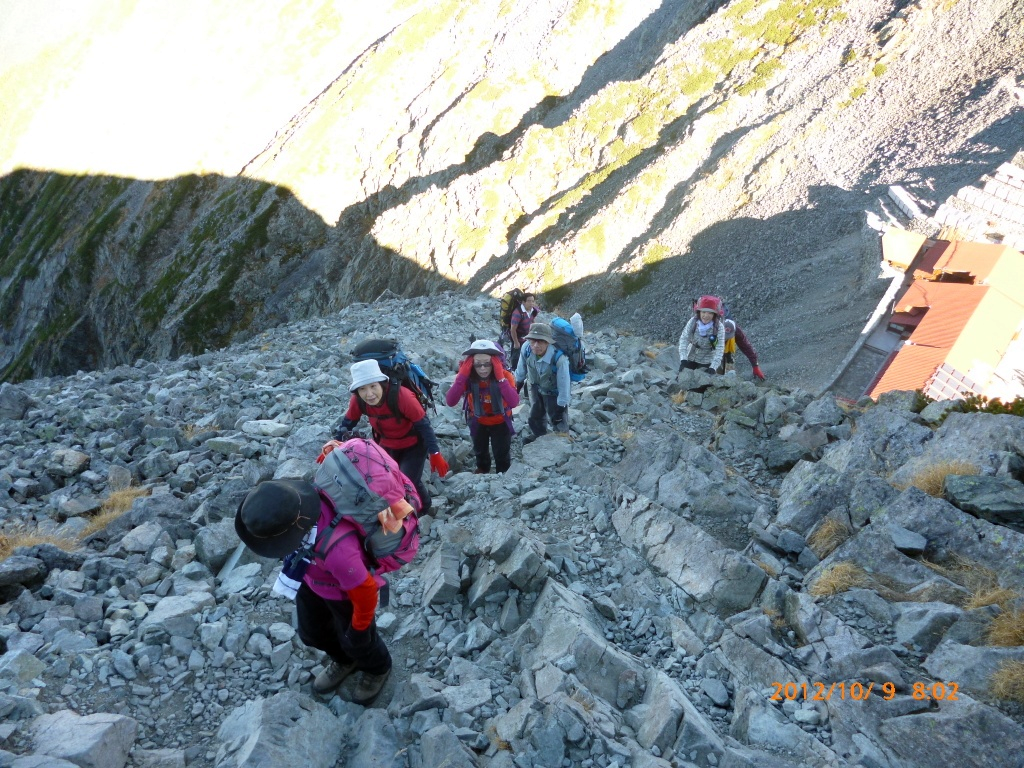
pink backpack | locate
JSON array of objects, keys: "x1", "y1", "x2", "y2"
[{"x1": 312, "y1": 438, "x2": 420, "y2": 574}]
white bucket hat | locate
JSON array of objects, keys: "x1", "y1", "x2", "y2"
[
  {"x1": 462, "y1": 339, "x2": 503, "y2": 357},
  {"x1": 349, "y1": 359, "x2": 388, "y2": 392}
]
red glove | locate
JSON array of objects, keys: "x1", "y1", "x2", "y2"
[
  {"x1": 348, "y1": 573, "x2": 379, "y2": 631},
  {"x1": 458, "y1": 357, "x2": 473, "y2": 377},
  {"x1": 316, "y1": 440, "x2": 344, "y2": 464},
  {"x1": 492, "y1": 356, "x2": 505, "y2": 379},
  {"x1": 752, "y1": 365, "x2": 766, "y2": 381},
  {"x1": 429, "y1": 453, "x2": 450, "y2": 477}
]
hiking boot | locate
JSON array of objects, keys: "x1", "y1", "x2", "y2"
[
  {"x1": 313, "y1": 660, "x2": 356, "y2": 694},
  {"x1": 348, "y1": 669, "x2": 391, "y2": 706},
  {"x1": 522, "y1": 433, "x2": 539, "y2": 445},
  {"x1": 474, "y1": 468, "x2": 489, "y2": 474}
]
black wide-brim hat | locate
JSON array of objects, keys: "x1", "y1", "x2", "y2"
[{"x1": 234, "y1": 479, "x2": 321, "y2": 558}]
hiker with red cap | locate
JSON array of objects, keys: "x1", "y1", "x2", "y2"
[
  {"x1": 678, "y1": 295, "x2": 727, "y2": 374},
  {"x1": 445, "y1": 339, "x2": 519, "y2": 474},
  {"x1": 334, "y1": 359, "x2": 449, "y2": 515},
  {"x1": 234, "y1": 464, "x2": 419, "y2": 704}
]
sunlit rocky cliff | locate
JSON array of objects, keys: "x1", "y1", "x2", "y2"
[{"x1": 1, "y1": 0, "x2": 1021, "y2": 381}]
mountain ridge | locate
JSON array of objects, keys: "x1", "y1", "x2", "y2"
[{"x1": 0, "y1": 0, "x2": 1021, "y2": 391}]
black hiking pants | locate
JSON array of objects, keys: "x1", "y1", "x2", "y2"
[
  {"x1": 385, "y1": 438, "x2": 431, "y2": 515},
  {"x1": 528, "y1": 392, "x2": 567, "y2": 437},
  {"x1": 471, "y1": 422, "x2": 512, "y2": 473},
  {"x1": 295, "y1": 583, "x2": 391, "y2": 675}
]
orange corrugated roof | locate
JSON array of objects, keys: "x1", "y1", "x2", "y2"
[
  {"x1": 908, "y1": 283, "x2": 986, "y2": 348},
  {"x1": 872, "y1": 242, "x2": 1024, "y2": 400},
  {"x1": 912, "y1": 240, "x2": 1014, "y2": 282},
  {"x1": 869, "y1": 345, "x2": 947, "y2": 398}
]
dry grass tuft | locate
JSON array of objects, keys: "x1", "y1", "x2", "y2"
[
  {"x1": 965, "y1": 587, "x2": 1018, "y2": 611},
  {"x1": 990, "y1": 661, "x2": 1024, "y2": 702},
  {"x1": 79, "y1": 487, "x2": 151, "y2": 539},
  {"x1": 182, "y1": 423, "x2": 213, "y2": 441},
  {"x1": 892, "y1": 460, "x2": 980, "y2": 497},
  {"x1": 807, "y1": 518, "x2": 851, "y2": 558},
  {"x1": 0, "y1": 525, "x2": 79, "y2": 563},
  {"x1": 808, "y1": 562, "x2": 869, "y2": 597},
  {"x1": 486, "y1": 726, "x2": 512, "y2": 752},
  {"x1": 643, "y1": 349, "x2": 658, "y2": 359},
  {"x1": 923, "y1": 554, "x2": 1006, "y2": 607},
  {"x1": 763, "y1": 607, "x2": 788, "y2": 631},
  {"x1": 988, "y1": 610, "x2": 1024, "y2": 647},
  {"x1": 569, "y1": 688, "x2": 597, "y2": 712},
  {"x1": 671, "y1": 391, "x2": 687, "y2": 405}
]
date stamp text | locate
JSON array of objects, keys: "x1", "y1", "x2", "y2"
[{"x1": 770, "y1": 681, "x2": 960, "y2": 702}]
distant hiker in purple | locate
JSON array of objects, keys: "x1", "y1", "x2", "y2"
[
  {"x1": 723, "y1": 319, "x2": 765, "y2": 380},
  {"x1": 508, "y1": 292, "x2": 539, "y2": 373}
]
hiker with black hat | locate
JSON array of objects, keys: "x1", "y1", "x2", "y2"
[
  {"x1": 235, "y1": 476, "x2": 414, "y2": 703},
  {"x1": 334, "y1": 359, "x2": 449, "y2": 515},
  {"x1": 445, "y1": 339, "x2": 520, "y2": 473},
  {"x1": 513, "y1": 322, "x2": 570, "y2": 443}
]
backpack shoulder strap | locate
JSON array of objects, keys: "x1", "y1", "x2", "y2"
[
  {"x1": 310, "y1": 513, "x2": 362, "y2": 562},
  {"x1": 386, "y1": 380, "x2": 402, "y2": 418}
]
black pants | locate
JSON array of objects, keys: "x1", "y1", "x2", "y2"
[
  {"x1": 528, "y1": 392, "x2": 566, "y2": 437},
  {"x1": 679, "y1": 359, "x2": 705, "y2": 371},
  {"x1": 509, "y1": 345, "x2": 522, "y2": 373},
  {"x1": 295, "y1": 582, "x2": 391, "y2": 675},
  {"x1": 385, "y1": 439, "x2": 431, "y2": 515},
  {"x1": 472, "y1": 422, "x2": 512, "y2": 473}
]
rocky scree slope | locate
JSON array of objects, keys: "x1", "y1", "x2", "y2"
[
  {"x1": 0, "y1": 293, "x2": 1024, "y2": 768},
  {"x1": 0, "y1": 0, "x2": 1021, "y2": 394}
]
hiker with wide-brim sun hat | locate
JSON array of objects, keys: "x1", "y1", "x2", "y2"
[
  {"x1": 513, "y1": 322, "x2": 571, "y2": 443},
  {"x1": 235, "y1": 478, "x2": 396, "y2": 705},
  {"x1": 333, "y1": 359, "x2": 449, "y2": 516},
  {"x1": 678, "y1": 295, "x2": 726, "y2": 374},
  {"x1": 444, "y1": 339, "x2": 520, "y2": 473}
]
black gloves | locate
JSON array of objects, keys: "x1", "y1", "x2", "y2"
[
  {"x1": 678, "y1": 360, "x2": 685, "y2": 372},
  {"x1": 345, "y1": 624, "x2": 375, "y2": 649},
  {"x1": 705, "y1": 367, "x2": 717, "y2": 375}
]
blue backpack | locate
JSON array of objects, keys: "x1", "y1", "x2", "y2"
[
  {"x1": 351, "y1": 338, "x2": 437, "y2": 417},
  {"x1": 550, "y1": 317, "x2": 587, "y2": 382}
]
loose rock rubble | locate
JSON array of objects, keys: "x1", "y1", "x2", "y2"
[{"x1": 1, "y1": 292, "x2": 1023, "y2": 768}]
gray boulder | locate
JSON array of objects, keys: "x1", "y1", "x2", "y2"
[
  {"x1": 894, "y1": 603, "x2": 963, "y2": 652},
  {"x1": 32, "y1": 711, "x2": 137, "y2": 768},
  {"x1": 215, "y1": 691, "x2": 343, "y2": 768},
  {"x1": 944, "y1": 474, "x2": 1024, "y2": 532},
  {"x1": 879, "y1": 694, "x2": 1024, "y2": 768},
  {"x1": 613, "y1": 491, "x2": 765, "y2": 617},
  {"x1": 0, "y1": 382, "x2": 34, "y2": 420},
  {"x1": 923, "y1": 641, "x2": 1024, "y2": 697}
]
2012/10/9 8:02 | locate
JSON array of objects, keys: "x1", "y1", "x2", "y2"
[{"x1": 770, "y1": 681, "x2": 960, "y2": 702}]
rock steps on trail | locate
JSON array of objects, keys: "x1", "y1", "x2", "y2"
[{"x1": 1, "y1": 292, "x2": 1023, "y2": 768}]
